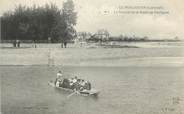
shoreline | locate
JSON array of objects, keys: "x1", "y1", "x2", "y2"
[
  {"x1": 0, "y1": 41, "x2": 184, "y2": 48},
  {"x1": 1, "y1": 45, "x2": 183, "y2": 67},
  {"x1": 0, "y1": 57, "x2": 183, "y2": 67}
]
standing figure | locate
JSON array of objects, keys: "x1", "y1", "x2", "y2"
[
  {"x1": 17, "y1": 40, "x2": 20, "y2": 48},
  {"x1": 55, "y1": 71, "x2": 63, "y2": 86},
  {"x1": 13, "y1": 40, "x2": 16, "y2": 47},
  {"x1": 64, "y1": 41, "x2": 67, "y2": 48},
  {"x1": 57, "y1": 71, "x2": 63, "y2": 79}
]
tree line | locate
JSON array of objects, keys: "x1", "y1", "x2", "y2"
[{"x1": 1, "y1": 0, "x2": 77, "y2": 45}]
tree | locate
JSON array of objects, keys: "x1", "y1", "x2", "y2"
[
  {"x1": 62, "y1": 0, "x2": 77, "y2": 26},
  {"x1": 50, "y1": 16, "x2": 67, "y2": 44},
  {"x1": 1, "y1": 2, "x2": 77, "y2": 45},
  {"x1": 61, "y1": 0, "x2": 77, "y2": 47}
]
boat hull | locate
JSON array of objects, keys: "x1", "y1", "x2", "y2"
[{"x1": 48, "y1": 81, "x2": 100, "y2": 96}]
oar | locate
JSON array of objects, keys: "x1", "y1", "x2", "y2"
[{"x1": 67, "y1": 91, "x2": 78, "y2": 99}]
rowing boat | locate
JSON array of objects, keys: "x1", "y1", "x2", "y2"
[{"x1": 48, "y1": 81, "x2": 100, "y2": 96}]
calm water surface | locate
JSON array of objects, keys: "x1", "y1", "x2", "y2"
[{"x1": 1, "y1": 66, "x2": 184, "y2": 114}]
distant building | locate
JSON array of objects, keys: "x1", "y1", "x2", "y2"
[
  {"x1": 75, "y1": 30, "x2": 110, "y2": 43},
  {"x1": 75, "y1": 32, "x2": 92, "y2": 43},
  {"x1": 93, "y1": 29, "x2": 110, "y2": 41}
]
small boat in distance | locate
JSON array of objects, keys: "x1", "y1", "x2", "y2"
[{"x1": 48, "y1": 80, "x2": 100, "y2": 97}]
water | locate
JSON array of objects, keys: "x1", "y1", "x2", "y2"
[{"x1": 1, "y1": 66, "x2": 184, "y2": 114}]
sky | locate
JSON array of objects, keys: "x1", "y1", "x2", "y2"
[{"x1": 0, "y1": 0, "x2": 184, "y2": 39}]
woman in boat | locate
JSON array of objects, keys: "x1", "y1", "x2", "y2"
[
  {"x1": 62, "y1": 78, "x2": 70, "y2": 88},
  {"x1": 83, "y1": 81, "x2": 91, "y2": 90},
  {"x1": 79, "y1": 80, "x2": 86, "y2": 91},
  {"x1": 72, "y1": 77, "x2": 84, "y2": 91},
  {"x1": 72, "y1": 76, "x2": 78, "y2": 83}
]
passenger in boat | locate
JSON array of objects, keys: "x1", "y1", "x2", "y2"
[
  {"x1": 72, "y1": 76, "x2": 77, "y2": 83},
  {"x1": 79, "y1": 80, "x2": 86, "y2": 90},
  {"x1": 67, "y1": 78, "x2": 74, "y2": 89},
  {"x1": 83, "y1": 81, "x2": 91, "y2": 90},
  {"x1": 62, "y1": 78, "x2": 70, "y2": 88},
  {"x1": 68, "y1": 78, "x2": 73, "y2": 84},
  {"x1": 73, "y1": 82, "x2": 81, "y2": 91},
  {"x1": 77, "y1": 79, "x2": 81, "y2": 83},
  {"x1": 72, "y1": 76, "x2": 83, "y2": 90},
  {"x1": 88, "y1": 81, "x2": 91, "y2": 90},
  {"x1": 81, "y1": 80, "x2": 85, "y2": 86}
]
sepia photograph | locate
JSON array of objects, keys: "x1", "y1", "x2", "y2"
[{"x1": 0, "y1": 0, "x2": 184, "y2": 114}]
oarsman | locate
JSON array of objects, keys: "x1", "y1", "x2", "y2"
[
  {"x1": 57, "y1": 71, "x2": 63, "y2": 79},
  {"x1": 55, "y1": 71, "x2": 63, "y2": 85}
]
